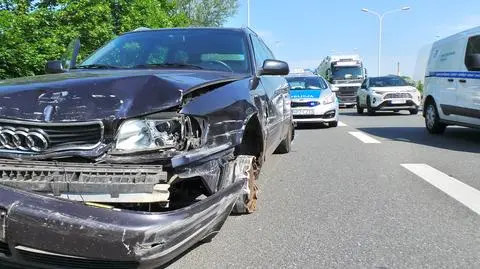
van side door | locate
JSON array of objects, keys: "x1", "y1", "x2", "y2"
[
  {"x1": 457, "y1": 34, "x2": 480, "y2": 126},
  {"x1": 427, "y1": 39, "x2": 463, "y2": 122}
]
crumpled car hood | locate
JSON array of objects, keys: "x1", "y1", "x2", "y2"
[{"x1": 0, "y1": 69, "x2": 246, "y2": 122}]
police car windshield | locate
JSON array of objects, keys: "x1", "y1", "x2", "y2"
[
  {"x1": 286, "y1": 76, "x2": 328, "y2": 90},
  {"x1": 370, "y1": 76, "x2": 409, "y2": 87}
]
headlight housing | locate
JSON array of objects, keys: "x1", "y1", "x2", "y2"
[
  {"x1": 114, "y1": 115, "x2": 194, "y2": 153},
  {"x1": 323, "y1": 93, "x2": 336, "y2": 105}
]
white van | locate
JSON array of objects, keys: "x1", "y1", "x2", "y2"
[{"x1": 423, "y1": 26, "x2": 480, "y2": 134}]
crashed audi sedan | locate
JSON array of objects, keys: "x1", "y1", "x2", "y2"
[{"x1": 0, "y1": 27, "x2": 293, "y2": 268}]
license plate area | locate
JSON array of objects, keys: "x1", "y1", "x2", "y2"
[
  {"x1": 293, "y1": 109, "x2": 314, "y2": 115},
  {"x1": 391, "y1": 99, "x2": 406, "y2": 104}
]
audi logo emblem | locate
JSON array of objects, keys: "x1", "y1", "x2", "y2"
[{"x1": 0, "y1": 127, "x2": 49, "y2": 152}]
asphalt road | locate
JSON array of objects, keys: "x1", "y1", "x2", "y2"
[{"x1": 167, "y1": 108, "x2": 480, "y2": 269}]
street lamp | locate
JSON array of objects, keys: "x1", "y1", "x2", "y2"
[
  {"x1": 361, "y1": 6, "x2": 410, "y2": 76},
  {"x1": 247, "y1": 0, "x2": 251, "y2": 27}
]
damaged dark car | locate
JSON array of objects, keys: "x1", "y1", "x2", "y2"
[{"x1": 0, "y1": 27, "x2": 293, "y2": 268}]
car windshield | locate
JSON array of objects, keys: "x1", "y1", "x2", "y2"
[
  {"x1": 332, "y1": 66, "x2": 363, "y2": 80},
  {"x1": 78, "y1": 30, "x2": 251, "y2": 73},
  {"x1": 370, "y1": 76, "x2": 409, "y2": 87},
  {"x1": 286, "y1": 76, "x2": 327, "y2": 90}
]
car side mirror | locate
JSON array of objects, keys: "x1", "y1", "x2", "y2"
[
  {"x1": 258, "y1": 59, "x2": 289, "y2": 76},
  {"x1": 331, "y1": 85, "x2": 339, "y2": 92},
  {"x1": 466, "y1": 54, "x2": 480, "y2": 71},
  {"x1": 45, "y1": 60, "x2": 66, "y2": 74}
]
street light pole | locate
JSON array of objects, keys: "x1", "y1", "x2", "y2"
[
  {"x1": 247, "y1": 0, "x2": 250, "y2": 27},
  {"x1": 361, "y1": 7, "x2": 410, "y2": 76}
]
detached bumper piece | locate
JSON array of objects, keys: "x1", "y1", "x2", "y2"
[
  {"x1": 0, "y1": 178, "x2": 244, "y2": 269},
  {"x1": 0, "y1": 159, "x2": 169, "y2": 203}
]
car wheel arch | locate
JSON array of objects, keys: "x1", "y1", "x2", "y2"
[
  {"x1": 423, "y1": 95, "x2": 436, "y2": 117},
  {"x1": 235, "y1": 114, "x2": 265, "y2": 165}
]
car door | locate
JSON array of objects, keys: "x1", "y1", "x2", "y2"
[
  {"x1": 250, "y1": 34, "x2": 285, "y2": 155},
  {"x1": 428, "y1": 39, "x2": 463, "y2": 122},
  {"x1": 358, "y1": 79, "x2": 369, "y2": 106},
  {"x1": 456, "y1": 34, "x2": 480, "y2": 126}
]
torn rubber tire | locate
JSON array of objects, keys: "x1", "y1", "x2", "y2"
[{"x1": 231, "y1": 155, "x2": 259, "y2": 214}]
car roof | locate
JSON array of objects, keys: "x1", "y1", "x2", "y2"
[
  {"x1": 286, "y1": 73, "x2": 319, "y2": 78},
  {"x1": 124, "y1": 27, "x2": 252, "y2": 36},
  {"x1": 369, "y1": 75, "x2": 402, "y2": 79},
  {"x1": 434, "y1": 26, "x2": 480, "y2": 46}
]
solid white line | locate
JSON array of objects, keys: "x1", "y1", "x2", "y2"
[
  {"x1": 338, "y1": 121, "x2": 347, "y2": 127},
  {"x1": 402, "y1": 164, "x2": 480, "y2": 215},
  {"x1": 348, "y1": 131, "x2": 381, "y2": 144}
]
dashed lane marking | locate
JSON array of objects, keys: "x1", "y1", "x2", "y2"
[
  {"x1": 338, "y1": 121, "x2": 347, "y2": 127},
  {"x1": 348, "y1": 131, "x2": 381, "y2": 144},
  {"x1": 402, "y1": 164, "x2": 480, "y2": 215}
]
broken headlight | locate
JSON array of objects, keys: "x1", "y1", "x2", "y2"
[{"x1": 114, "y1": 118, "x2": 184, "y2": 153}]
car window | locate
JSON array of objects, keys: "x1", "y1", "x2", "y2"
[
  {"x1": 465, "y1": 35, "x2": 480, "y2": 71},
  {"x1": 361, "y1": 79, "x2": 367, "y2": 89},
  {"x1": 80, "y1": 30, "x2": 251, "y2": 73},
  {"x1": 286, "y1": 76, "x2": 328, "y2": 90},
  {"x1": 369, "y1": 76, "x2": 408, "y2": 87},
  {"x1": 251, "y1": 35, "x2": 268, "y2": 69}
]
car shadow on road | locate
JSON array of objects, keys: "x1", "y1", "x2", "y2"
[
  {"x1": 358, "y1": 127, "x2": 480, "y2": 154},
  {"x1": 295, "y1": 123, "x2": 330, "y2": 129},
  {"x1": 341, "y1": 111, "x2": 412, "y2": 117}
]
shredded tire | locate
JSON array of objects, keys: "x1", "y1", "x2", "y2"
[{"x1": 231, "y1": 155, "x2": 259, "y2": 214}]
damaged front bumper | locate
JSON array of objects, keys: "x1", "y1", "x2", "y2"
[{"x1": 0, "y1": 178, "x2": 244, "y2": 269}]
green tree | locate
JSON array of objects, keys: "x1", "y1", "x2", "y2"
[
  {"x1": 0, "y1": 0, "x2": 191, "y2": 79},
  {"x1": 176, "y1": 0, "x2": 239, "y2": 26},
  {"x1": 416, "y1": 80, "x2": 424, "y2": 93}
]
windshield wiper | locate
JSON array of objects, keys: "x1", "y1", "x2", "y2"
[
  {"x1": 74, "y1": 64, "x2": 121, "y2": 69},
  {"x1": 133, "y1": 63, "x2": 204, "y2": 70}
]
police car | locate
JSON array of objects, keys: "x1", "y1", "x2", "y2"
[{"x1": 287, "y1": 70, "x2": 339, "y2": 127}]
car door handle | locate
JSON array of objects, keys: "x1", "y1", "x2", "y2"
[
  {"x1": 459, "y1": 79, "x2": 467, "y2": 83},
  {"x1": 447, "y1": 78, "x2": 454, "y2": 82}
]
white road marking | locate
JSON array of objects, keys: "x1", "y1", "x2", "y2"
[
  {"x1": 338, "y1": 121, "x2": 347, "y2": 127},
  {"x1": 402, "y1": 164, "x2": 480, "y2": 215},
  {"x1": 348, "y1": 131, "x2": 381, "y2": 144}
]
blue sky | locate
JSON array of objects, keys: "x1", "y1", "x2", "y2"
[{"x1": 225, "y1": 0, "x2": 480, "y2": 79}]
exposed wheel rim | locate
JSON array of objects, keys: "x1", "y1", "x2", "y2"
[
  {"x1": 244, "y1": 159, "x2": 259, "y2": 213},
  {"x1": 426, "y1": 104, "x2": 436, "y2": 129}
]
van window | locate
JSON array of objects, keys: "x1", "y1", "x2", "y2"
[{"x1": 465, "y1": 35, "x2": 480, "y2": 71}]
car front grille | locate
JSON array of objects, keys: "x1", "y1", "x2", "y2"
[
  {"x1": 384, "y1": 93, "x2": 412, "y2": 99},
  {"x1": 0, "y1": 159, "x2": 167, "y2": 196},
  {"x1": 17, "y1": 247, "x2": 138, "y2": 269},
  {"x1": 337, "y1": 86, "x2": 359, "y2": 96},
  {"x1": 291, "y1": 101, "x2": 320, "y2": 108},
  {"x1": 0, "y1": 119, "x2": 103, "y2": 153}
]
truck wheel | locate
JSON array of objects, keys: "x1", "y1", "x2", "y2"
[
  {"x1": 366, "y1": 96, "x2": 375, "y2": 115},
  {"x1": 425, "y1": 101, "x2": 446, "y2": 134},
  {"x1": 274, "y1": 125, "x2": 292, "y2": 154},
  {"x1": 356, "y1": 97, "x2": 364, "y2": 114},
  {"x1": 231, "y1": 155, "x2": 259, "y2": 214}
]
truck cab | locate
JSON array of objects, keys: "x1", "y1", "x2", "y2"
[{"x1": 317, "y1": 55, "x2": 367, "y2": 108}]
